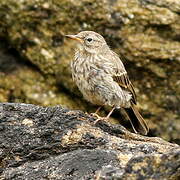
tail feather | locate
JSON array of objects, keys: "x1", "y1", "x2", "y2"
[{"x1": 125, "y1": 103, "x2": 149, "y2": 135}]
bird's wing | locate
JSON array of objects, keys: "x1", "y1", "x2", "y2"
[
  {"x1": 112, "y1": 71, "x2": 137, "y2": 104},
  {"x1": 100, "y1": 51, "x2": 137, "y2": 104}
]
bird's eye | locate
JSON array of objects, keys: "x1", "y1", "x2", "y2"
[{"x1": 87, "y1": 38, "x2": 93, "y2": 42}]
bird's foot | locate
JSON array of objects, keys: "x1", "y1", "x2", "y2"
[
  {"x1": 94, "y1": 118, "x2": 106, "y2": 124},
  {"x1": 92, "y1": 115, "x2": 108, "y2": 125},
  {"x1": 90, "y1": 113, "x2": 101, "y2": 119}
]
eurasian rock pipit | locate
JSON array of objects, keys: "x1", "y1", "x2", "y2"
[{"x1": 65, "y1": 31, "x2": 149, "y2": 135}]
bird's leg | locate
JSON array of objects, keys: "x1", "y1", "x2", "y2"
[
  {"x1": 105, "y1": 106, "x2": 116, "y2": 119},
  {"x1": 93, "y1": 106, "x2": 116, "y2": 124},
  {"x1": 95, "y1": 106, "x2": 102, "y2": 114},
  {"x1": 90, "y1": 106, "x2": 102, "y2": 118}
]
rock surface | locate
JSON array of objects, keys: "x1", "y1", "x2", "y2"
[
  {"x1": 0, "y1": 103, "x2": 179, "y2": 179},
  {"x1": 0, "y1": 0, "x2": 179, "y2": 143}
]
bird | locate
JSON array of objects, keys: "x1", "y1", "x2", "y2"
[{"x1": 65, "y1": 31, "x2": 149, "y2": 135}]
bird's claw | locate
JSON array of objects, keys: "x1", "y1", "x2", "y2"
[
  {"x1": 92, "y1": 116, "x2": 108, "y2": 125},
  {"x1": 90, "y1": 113, "x2": 101, "y2": 119}
]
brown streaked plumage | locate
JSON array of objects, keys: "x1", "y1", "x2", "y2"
[{"x1": 65, "y1": 31, "x2": 149, "y2": 135}]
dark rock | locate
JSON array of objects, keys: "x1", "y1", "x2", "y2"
[{"x1": 0, "y1": 103, "x2": 179, "y2": 179}]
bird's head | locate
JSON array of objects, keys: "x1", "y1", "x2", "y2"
[{"x1": 65, "y1": 31, "x2": 108, "y2": 54}]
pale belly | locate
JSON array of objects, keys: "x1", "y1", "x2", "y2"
[
  {"x1": 73, "y1": 73, "x2": 131, "y2": 108},
  {"x1": 74, "y1": 75, "x2": 105, "y2": 106}
]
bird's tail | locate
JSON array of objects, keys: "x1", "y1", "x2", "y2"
[{"x1": 124, "y1": 103, "x2": 149, "y2": 135}]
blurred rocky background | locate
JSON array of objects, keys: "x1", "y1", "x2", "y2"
[{"x1": 0, "y1": 0, "x2": 179, "y2": 143}]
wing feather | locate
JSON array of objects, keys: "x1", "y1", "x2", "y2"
[{"x1": 113, "y1": 72, "x2": 137, "y2": 104}]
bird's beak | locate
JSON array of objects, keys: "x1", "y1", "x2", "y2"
[{"x1": 65, "y1": 35, "x2": 83, "y2": 43}]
